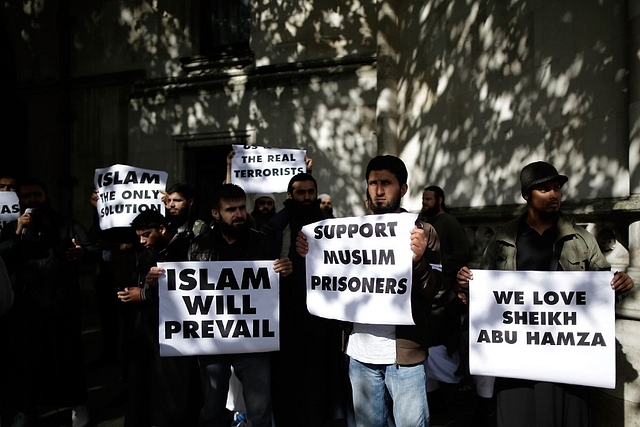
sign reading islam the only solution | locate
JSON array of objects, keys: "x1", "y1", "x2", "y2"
[
  {"x1": 469, "y1": 269, "x2": 615, "y2": 389},
  {"x1": 93, "y1": 164, "x2": 168, "y2": 230},
  {"x1": 301, "y1": 213, "x2": 417, "y2": 325},
  {"x1": 157, "y1": 260, "x2": 280, "y2": 357},
  {"x1": 231, "y1": 145, "x2": 306, "y2": 193}
]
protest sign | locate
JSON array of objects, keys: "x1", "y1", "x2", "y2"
[
  {"x1": 469, "y1": 269, "x2": 615, "y2": 388},
  {"x1": 301, "y1": 213, "x2": 417, "y2": 325},
  {"x1": 157, "y1": 260, "x2": 280, "y2": 356},
  {"x1": 230, "y1": 145, "x2": 306, "y2": 193},
  {"x1": 0, "y1": 192, "x2": 20, "y2": 232},
  {"x1": 93, "y1": 164, "x2": 167, "y2": 230}
]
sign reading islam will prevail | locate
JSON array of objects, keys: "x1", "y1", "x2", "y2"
[
  {"x1": 93, "y1": 164, "x2": 167, "y2": 230},
  {"x1": 301, "y1": 213, "x2": 417, "y2": 325},
  {"x1": 157, "y1": 260, "x2": 280, "y2": 357},
  {"x1": 469, "y1": 269, "x2": 615, "y2": 389},
  {"x1": 230, "y1": 145, "x2": 306, "y2": 193}
]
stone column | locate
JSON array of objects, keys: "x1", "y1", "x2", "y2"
[
  {"x1": 376, "y1": 0, "x2": 400, "y2": 156},
  {"x1": 597, "y1": 3, "x2": 640, "y2": 426},
  {"x1": 630, "y1": 0, "x2": 640, "y2": 196},
  {"x1": 622, "y1": 0, "x2": 640, "y2": 316}
]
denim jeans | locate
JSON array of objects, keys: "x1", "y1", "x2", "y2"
[
  {"x1": 349, "y1": 357, "x2": 430, "y2": 427},
  {"x1": 198, "y1": 353, "x2": 272, "y2": 427}
]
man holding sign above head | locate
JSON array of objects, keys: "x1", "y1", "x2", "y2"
[
  {"x1": 456, "y1": 161, "x2": 634, "y2": 427},
  {"x1": 297, "y1": 155, "x2": 442, "y2": 427},
  {"x1": 188, "y1": 183, "x2": 292, "y2": 427}
]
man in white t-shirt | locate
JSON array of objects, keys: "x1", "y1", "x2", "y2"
[{"x1": 296, "y1": 155, "x2": 441, "y2": 426}]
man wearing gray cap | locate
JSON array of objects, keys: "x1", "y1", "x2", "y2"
[
  {"x1": 456, "y1": 161, "x2": 633, "y2": 426},
  {"x1": 251, "y1": 193, "x2": 276, "y2": 233}
]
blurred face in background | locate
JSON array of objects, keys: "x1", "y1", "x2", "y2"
[
  {"x1": 19, "y1": 184, "x2": 47, "y2": 210},
  {"x1": 0, "y1": 176, "x2": 17, "y2": 192},
  {"x1": 254, "y1": 197, "x2": 275, "y2": 215},
  {"x1": 165, "y1": 192, "x2": 192, "y2": 221},
  {"x1": 290, "y1": 180, "x2": 317, "y2": 205}
]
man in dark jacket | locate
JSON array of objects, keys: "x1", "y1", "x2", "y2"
[
  {"x1": 0, "y1": 178, "x2": 100, "y2": 427},
  {"x1": 188, "y1": 183, "x2": 292, "y2": 427},
  {"x1": 266, "y1": 173, "x2": 348, "y2": 427},
  {"x1": 117, "y1": 210, "x2": 202, "y2": 427}
]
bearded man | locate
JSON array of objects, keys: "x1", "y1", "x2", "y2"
[
  {"x1": 250, "y1": 193, "x2": 276, "y2": 233},
  {"x1": 188, "y1": 184, "x2": 292, "y2": 427},
  {"x1": 266, "y1": 173, "x2": 346, "y2": 427}
]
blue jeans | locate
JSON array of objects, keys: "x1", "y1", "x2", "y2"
[
  {"x1": 349, "y1": 357, "x2": 429, "y2": 427},
  {"x1": 198, "y1": 353, "x2": 272, "y2": 427}
]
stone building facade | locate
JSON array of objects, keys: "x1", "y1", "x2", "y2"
[{"x1": 2, "y1": 0, "x2": 639, "y2": 424}]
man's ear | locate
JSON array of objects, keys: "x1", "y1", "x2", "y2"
[
  {"x1": 400, "y1": 184, "x2": 408, "y2": 198},
  {"x1": 286, "y1": 192, "x2": 293, "y2": 200},
  {"x1": 523, "y1": 193, "x2": 529, "y2": 202},
  {"x1": 211, "y1": 208, "x2": 220, "y2": 221}
]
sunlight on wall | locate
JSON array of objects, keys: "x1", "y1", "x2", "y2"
[{"x1": 397, "y1": 0, "x2": 630, "y2": 206}]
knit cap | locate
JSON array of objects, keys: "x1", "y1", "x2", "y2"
[
  {"x1": 254, "y1": 193, "x2": 275, "y2": 203},
  {"x1": 520, "y1": 161, "x2": 568, "y2": 196}
]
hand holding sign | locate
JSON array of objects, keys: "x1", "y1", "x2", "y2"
[
  {"x1": 273, "y1": 258, "x2": 293, "y2": 277},
  {"x1": 610, "y1": 271, "x2": 633, "y2": 293},
  {"x1": 411, "y1": 221, "x2": 439, "y2": 262}
]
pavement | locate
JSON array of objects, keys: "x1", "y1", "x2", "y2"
[{"x1": 1, "y1": 276, "x2": 495, "y2": 427}]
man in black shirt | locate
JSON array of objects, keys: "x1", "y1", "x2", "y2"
[{"x1": 189, "y1": 184, "x2": 292, "y2": 427}]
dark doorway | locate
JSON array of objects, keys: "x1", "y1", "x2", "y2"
[{"x1": 184, "y1": 144, "x2": 232, "y2": 223}]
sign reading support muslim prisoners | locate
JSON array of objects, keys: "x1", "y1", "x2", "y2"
[
  {"x1": 301, "y1": 213, "x2": 417, "y2": 325},
  {"x1": 157, "y1": 260, "x2": 280, "y2": 356},
  {"x1": 231, "y1": 145, "x2": 306, "y2": 193},
  {"x1": 469, "y1": 269, "x2": 615, "y2": 389},
  {"x1": 93, "y1": 164, "x2": 168, "y2": 230},
  {"x1": 0, "y1": 192, "x2": 20, "y2": 232}
]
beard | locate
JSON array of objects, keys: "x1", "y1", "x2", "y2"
[
  {"x1": 169, "y1": 208, "x2": 189, "y2": 225},
  {"x1": 419, "y1": 206, "x2": 439, "y2": 219},
  {"x1": 220, "y1": 220, "x2": 249, "y2": 239},
  {"x1": 370, "y1": 197, "x2": 401, "y2": 214},
  {"x1": 251, "y1": 208, "x2": 275, "y2": 223}
]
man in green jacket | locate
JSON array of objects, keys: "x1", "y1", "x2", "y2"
[{"x1": 457, "y1": 161, "x2": 633, "y2": 427}]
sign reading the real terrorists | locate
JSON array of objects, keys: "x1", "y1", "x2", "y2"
[
  {"x1": 231, "y1": 145, "x2": 306, "y2": 193},
  {"x1": 93, "y1": 164, "x2": 168, "y2": 230},
  {"x1": 157, "y1": 261, "x2": 280, "y2": 356},
  {"x1": 469, "y1": 270, "x2": 615, "y2": 389},
  {"x1": 301, "y1": 213, "x2": 417, "y2": 325},
  {"x1": 0, "y1": 191, "x2": 20, "y2": 232}
]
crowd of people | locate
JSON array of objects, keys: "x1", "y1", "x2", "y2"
[{"x1": 0, "y1": 155, "x2": 634, "y2": 427}]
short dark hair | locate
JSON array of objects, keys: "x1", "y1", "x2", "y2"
[
  {"x1": 17, "y1": 177, "x2": 48, "y2": 195},
  {"x1": 166, "y1": 182, "x2": 196, "y2": 200},
  {"x1": 131, "y1": 209, "x2": 169, "y2": 231},
  {"x1": 424, "y1": 185, "x2": 447, "y2": 210},
  {"x1": 365, "y1": 155, "x2": 408, "y2": 186},
  {"x1": 287, "y1": 173, "x2": 317, "y2": 195},
  {"x1": 212, "y1": 184, "x2": 246, "y2": 211}
]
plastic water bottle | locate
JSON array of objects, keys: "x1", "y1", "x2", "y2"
[{"x1": 232, "y1": 412, "x2": 246, "y2": 427}]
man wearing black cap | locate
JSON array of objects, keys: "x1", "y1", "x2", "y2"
[{"x1": 456, "y1": 161, "x2": 633, "y2": 426}]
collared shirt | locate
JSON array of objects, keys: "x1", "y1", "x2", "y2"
[{"x1": 515, "y1": 217, "x2": 559, "y2": 271}]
